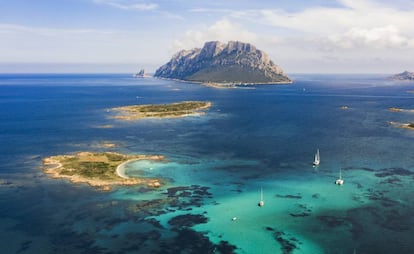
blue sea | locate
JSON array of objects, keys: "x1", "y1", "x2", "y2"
[{"x1": 1, "y1": 73, "x2": 414, "y2": 254}]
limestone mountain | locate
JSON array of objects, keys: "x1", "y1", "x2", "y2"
[
  {"x1": 390, "y1": 71, "x2": 414, "y2": 81},
  {"x1": 154, "y1": 41, "x2": 291, "y2": 84}
]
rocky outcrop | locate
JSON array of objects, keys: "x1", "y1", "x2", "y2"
[
  {"x1": 390, "y1": 71, "x2": 414, "y2": 81},
  {"x1": 134, "y1": 69, "x2": 149, "y2": 78},
  {"x1": 154, "y1": 41, "x2": 291, "y2": 84}
]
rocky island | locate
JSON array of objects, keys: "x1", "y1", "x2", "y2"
[
  {"x1": 154, "y1": 41, "x2": 291, "y2": 86},
  {"x1": 389, "y1": 121, "x2": 414, "y2": 130},
  {"x1": 134, "y1": 68, "x2": 149, "y2": 78},
  {"x1": 388, "y1": 107, "x2": 414, "y2": 130},
  {"x1": 111, "y1": 101, "x2": 211, "y2": 120},
  {"x1": 42, "y1": 152, "x2": 165, "y2": 190},
  {"x1": 389, "y1": 71, "x2": 414, "y2": 81},
  {"x1": 388, "y1": 107, "x2": 414, "y2": 113}
]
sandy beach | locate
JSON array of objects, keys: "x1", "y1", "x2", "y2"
[{"x1": 115, "y1": 158, "x2": 143, "y2": 179}]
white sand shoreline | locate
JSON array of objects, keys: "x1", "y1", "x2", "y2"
[{"x1": 116, "y1": 159, "x2": 142, "y2": 179}]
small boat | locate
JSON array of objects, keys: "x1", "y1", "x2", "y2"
[
  {"x1": 232, "y1": 217, "x2": 237, "y2": 221},
  {"x1": 335, "y1": 168, "x2": 344, "y2": 185},
  {"x1": 258, "y1": 187, "x2": 264, "y2": 207},
  {"x1": 313, "y1": 149, "x2": 320, "y2": 166}
]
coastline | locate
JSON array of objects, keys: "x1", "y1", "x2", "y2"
[
  {"x1": 388, "y1": 107, "x2": 414, "y2": 113},
  {"x1": 153, "y1": 76, "x2": 293, "y2": 89},
  {"x1": 388, "y1": 121, "x2": 414, "y2": 130},
  {"x1": 115, "y1": 158, "x2": 143, "y2": 179},
  {"x1": 42, "y1": 152, "x2": 165, "y2": 190}
]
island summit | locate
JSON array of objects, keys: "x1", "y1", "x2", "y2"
[{"x1": 154, "y1": 41, "x2": 292, "y2": 86}]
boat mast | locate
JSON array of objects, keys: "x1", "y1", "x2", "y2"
[
  {"x1": 313, "y1": 149, "x2": 320, "y2": 166},
  {"x1": 258, "y1": 187, "x2": 264, "y2": 207}
]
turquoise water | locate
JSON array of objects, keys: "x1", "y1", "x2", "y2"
[{"x1": 1, "y1": 74, "x2": 414, "y2": 253}]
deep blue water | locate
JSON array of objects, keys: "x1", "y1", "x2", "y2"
[{"x1": 1, "y1": 74, "x2": 414, "y2": 253}]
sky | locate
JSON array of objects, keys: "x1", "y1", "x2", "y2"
[{"x1": 1, "y1": 0, "x2": 414, "y2": 74}]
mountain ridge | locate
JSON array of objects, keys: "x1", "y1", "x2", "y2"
[
  {"x1": 154, "y1": 41, "x2": 292, "y2": 85},
  {"x1": 390, "y1": 71, "x2": 414, "y2": 81}
]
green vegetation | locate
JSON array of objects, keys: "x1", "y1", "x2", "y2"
[
  {"x1": 104, "y1": 152, "x2": 126, "y2": 162},
  {"x1": 133, "y1": 101, "x2": 208, "y2": 112},
  {"x1": 112, "y1": 101, "x2": 211, "y2": 120},
  {"x1": 77, "y1": 162, "x2": 115, "y2": 179},
  {"x1": 187, "y1": 65, "x2": 281, "y2": 83},
  {"x1": 57, "y1": 153, "x2": 125, "y2": 180}
]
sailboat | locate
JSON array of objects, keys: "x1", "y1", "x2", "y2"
[
  {"x1": 335, "y1": 168, "x2": 344, "y2": 185},
  {"x1": 313, "y1": 149, "x2": 320, "y2": 166},
  {"x1": 258, "y1": 188, "x2": 264, "y2": 207}
]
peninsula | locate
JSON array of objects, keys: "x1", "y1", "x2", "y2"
[
  {"x1": 42, "y1": 152, "x2": 165, "y2": 190},
  {"x1": 154, "y1": 41, "x2": 292, "y2": 86},
  {"x1": 111, "y1": 101, "x2": 211, "y2": 121}
]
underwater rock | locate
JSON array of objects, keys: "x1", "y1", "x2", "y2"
[
  {"x1": 276, "y1": 194, "x2": 302, "y2": 199},
  {"x1": 168, "y1": 214, "x2": 208, "y2": 228},
  {"x1": 375, "y1": 168, "x2": 414, "y2": 177},
  {"x1": 159, "y1": 228, "x2": 237, "y2": 254},
  {"x1": 317, "y1": 215, "x2": 348, "y2": 227},
  {"x1": 266, "y1": 227, "x2": 301, "y2": 254}
]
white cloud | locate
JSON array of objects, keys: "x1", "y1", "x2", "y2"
[
  {"x1": 0, "y1": 23, "x2": 114, "y2": 37},
  {"x1": 234, "y1": 0, "x2": 414, "y2": 51},
  {"x1": 172, "y1": 19, "x2": 257, "y2": 52},
  {"x1": 0, "y1": 23, "x2": 167, "y2": 65},
  {"x1": 329, "y1": 26, "x2": 410, "y2": 49},
  {"x1": 93, "y1": 0, "x2": 158, "y2": 11},
  {"x1": 93, "y1": 0, "x2": 185, "y2": 20}
]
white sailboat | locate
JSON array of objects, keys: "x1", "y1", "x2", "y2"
[
  {"x1": 258, "y1": 188, "x2": 264, "y2": 207},
  {"x1": 335, "y1": 168, "x2": 344, "y2": 185},
  {"x1": 313, "y1": 149, "x2": 320, "y2": 166}
]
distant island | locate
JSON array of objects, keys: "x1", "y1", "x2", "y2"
[
  {"x1": 134, "y1": 68, "x2": 150, "y2": 78},
  {"x1": 111, "y1": 101, "x2": 211, "y2": 120},
  {"x1": 43, "y1": 152, "x2": 165, "y2": 190},
  {"x1": 389, "y1": 71, "x2": 414, "y2": 81},
  {"x1": 388, "y1": 107, "x2": 414, "y2": 113},
  {"x1": 388, "y1": 107, "x2": 414, "y2": 130},
  {"x1": 389, "y1": 121, "x2": 414, "y2": 131},
  {"x1": 154, "y1": 41, "x2": 292, "y2": 86}
]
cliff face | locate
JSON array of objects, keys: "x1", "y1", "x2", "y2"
[
  {"x1": 390, "y1": 71, "x2": 414, "y2": 81},
  {"x1": 154, "y1": 41, "x2": 291, "y2": 84}
]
